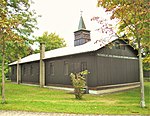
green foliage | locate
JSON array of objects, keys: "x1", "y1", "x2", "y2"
[
  {"x1": 98, "y1": 0, "x2": 150, "y2": 47},
  {"x1": 142, "y1": 46, "x2": 150, "y2": 71},
  {"x1": 70, "y1": 70, "x2": 90, "y2": 99},
  {"x1": 5, "y1": 41, "x2": 33, "y2": 62},
  {"x1": 0, "y1": 0, "x2": 38, "y2": 41},
  {"x1": 0, "y1": 0, "x2": 38, "y2": 69},
  {"x1": 97, "y1": 0, "x2": 149, "y2": 107},
  {"x1": 0, "y1": 0, "x2": 38, "y2": 103},
  {"x1": 34, "y1": 31, "x2": 66, "y2": 52},
  {"x1": 0, "y1": 42, "x2": 32, "y2": 81},
  {"x1": 0, "y1": 0, "x2": 38, "y2": 59},
  {"x1": 143, "y1": 54, "x2": 150, "y2": 71}
]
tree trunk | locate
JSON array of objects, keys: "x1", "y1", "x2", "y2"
[
  {"x1": 17, "y1": 57, "x2": 21, "y2": 84},
  {"x1": 138, "y1": 41, "x2": 145, "y2": 108},
  {"x1": 2, "y1": 38, "x2": 6, "y2": 104}
]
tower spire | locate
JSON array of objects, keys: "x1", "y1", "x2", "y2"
[
  {"x1": 74, "y1": 11, "x2": 91, "y2": 46},
  {"x1": 78, "y1": 11, "x2": 86, "y2": 30}
]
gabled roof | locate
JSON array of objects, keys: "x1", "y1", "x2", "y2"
[{"x1": 9, "y1": 38, "x2": 117, "y2": 66}]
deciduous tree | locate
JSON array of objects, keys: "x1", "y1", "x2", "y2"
[
  {"x1": 97, "y1": 0, "x2": 150, "y2": 108},
  {"x1": 0, "y1": 0, "x2": 37, "y2": 103},
  {"x1": 34, "y1": 31, "x2": 66, "y2": 52}
]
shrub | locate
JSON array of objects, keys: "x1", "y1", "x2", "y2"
[{"x1": 70, "y1": 70, "x2": 90, "y2": 99}]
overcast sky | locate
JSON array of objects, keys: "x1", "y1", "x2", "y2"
[{"x1": 31, "y1": 0, "x2": 112, "y2": 47}]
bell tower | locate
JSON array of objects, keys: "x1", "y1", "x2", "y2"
[{"x1": 74, "y1": 12, "x2": 91, "y2": 46}]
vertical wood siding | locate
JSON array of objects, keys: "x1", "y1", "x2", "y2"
[
  {"x1": 45, "y1": 53, "x2": 97, "y2": 87},
  {"x1": 98, "y1": 40, "x2": 137, "y2": 57},
  {"x1": 96, "y1": 40, "x2": 139, "y2": 86},
  {"x1": 10, "y1": 65, "x2": 17, "y2": 82},
  {"x1": 21, "y1": 61, "x2": 40, "y2": 84},
  {"x1": 9, "y1": 40, "x2": 139, "y2": 87},
  {"x1": 96, "y1": 57, "x2": 139, "y2": 86}
]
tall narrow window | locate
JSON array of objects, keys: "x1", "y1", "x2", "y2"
[
  {"x1": 64, "y1": 61, "x2": 69, "y2": 75},
  {"x1": 115, "y1": 42, "x2": 120, "y2": 49},
  {"x1": 71, "y1": 63, "x2": 75, "y2": 73},
  {"x1": 74, "y1": 62, "x2": 80, "y2": 72},
  {"x1": 30, "y1": 65, "x2": 33, "y2": 75},
  {"x1": 12, "y1": 67, "x2": 14, "y2": 75},
  {"x1": 23, "y1": 66, "x2": 26, "y2": 75},
  {"x1": 120, "y1": 45, "x2": 125, "y2": 50},
  {"x1": 115, "y1": 42, "x2": 125, "y2": 50},
  {"x1": 50, "y1": 62, "x2": 54, "y2": 75},
  {"x1": 81, "y1": 62, "x2": 87, "y2": 71}
]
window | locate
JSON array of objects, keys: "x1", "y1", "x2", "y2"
[
  {"x1": 30, "y1": 65, "x2": 33, "y2": 75},
  {"x1": 64, "y1": 61, "x2": 69, "y2": 75},
  {"x1": 50, "y1": 62, "x2": 54, "y2": 75},
  {"x1": 81, "y1": 62, "x2": 87, "y2": 71},
  {"x1": 71, "y1": 62, "x2": 80, "y2": 73},
  {"x1": 74, "y1": 39, "x2": 86, "y2": 46},
  {"x1": 23, "y1": 66, "x2": 26, "y2": 75},
  {"x1": 80, "y1": 38, "x2": 85, "y2": 45},
  {"x1": 115, "y1": 42, "x2": 126, "y2": 50},
  {"x1": 71, "y1": 63, "x2": 75, "y2": 73},
  {"x1": 120, "y1": 45, "x2": 125, "y2": 50},
  {"x1": 74, "y1": 39, "x2": 80, "y2": 46},
  {"x1": 115, "y1": 42, "x2": 120, "y2": 49},
  {"x1": 12, "y1": 67, "x2": 14, "y2": 75},
  {"x1": 74, "y1": 62, "x2": 80, "y2": 72}
]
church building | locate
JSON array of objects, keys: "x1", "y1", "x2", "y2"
[{"x1": 9, "y1": 15, "x2": 139, "y2": 90}]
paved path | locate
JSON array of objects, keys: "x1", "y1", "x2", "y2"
[
  {"x1": 0, "y1": 110, "x2": 99, "y2": 116},
  {"x1": 0, "y1": 110, "x2": 143, "y2": 116},
  {"x1": 44, "y1": 82, "x2": 140, "y2": 95}
]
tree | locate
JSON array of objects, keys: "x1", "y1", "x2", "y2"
[
  {"x1": 5, "y1": 42, "x2": 33, "y2": 62},
  {"x1": 34, "y1": 31, "x2": 66, "y2": 52},
  {"x1": 0, "y1": 0, "x2": 37, "y2": 104},
  {"x1": 97, "y1": 0, "x2": 150, "y2": 108},
  {"x1": 0, "y1": 41, "x2": 33, "y2": 82}
]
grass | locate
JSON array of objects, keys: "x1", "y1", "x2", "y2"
[{"x1": 0, "y1": 81, "x2": 150, "y2": 115}]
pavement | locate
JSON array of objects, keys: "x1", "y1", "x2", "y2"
[
  {"x1": 0, "y1": 110, "x2": 143, "y2": 116},
  {"x1": 44, "y1": 82, "x2": 140, "y2": 95}
]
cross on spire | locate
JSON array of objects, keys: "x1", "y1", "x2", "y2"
[{"x1": 80, "y1": 10, "x2": 83, "y2": 16}]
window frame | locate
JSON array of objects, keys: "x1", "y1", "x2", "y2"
[
  {"x1": 64, "y1": 61, "x2": 69, "y2": 76},
  {"x1": 50, "y1": 62, "x2": 54, "y2": 76},
  {"x1": 81, "y1": 62, "x2": 87, "y2": 71},
  {"x1": 30, "y1": 65, "x2": 33, "y2": 75},
  {"x1": 120, "y1": 44, "x2": 125, "y2": 50},
  {"x1": 23, "y1": 66, "x2": 26, "y2": 75},
  {"x1": 115, "y1": 42, "x2": 121, "y2": 49},
  {"x1": 12, "y1": 67, "x2": 14, "y2": 75}
]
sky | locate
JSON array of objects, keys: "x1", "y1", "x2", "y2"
[{"x1": 31, "y1": 0, "x2": 113, "y2": 48}]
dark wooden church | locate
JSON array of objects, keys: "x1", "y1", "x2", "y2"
[{"x1": 9, "y1": 15, "x2": 139, "y2": 90}]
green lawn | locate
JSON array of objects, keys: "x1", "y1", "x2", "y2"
[{"x1": 0, "y1": 81, "x2": 150, "y2": 115}]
